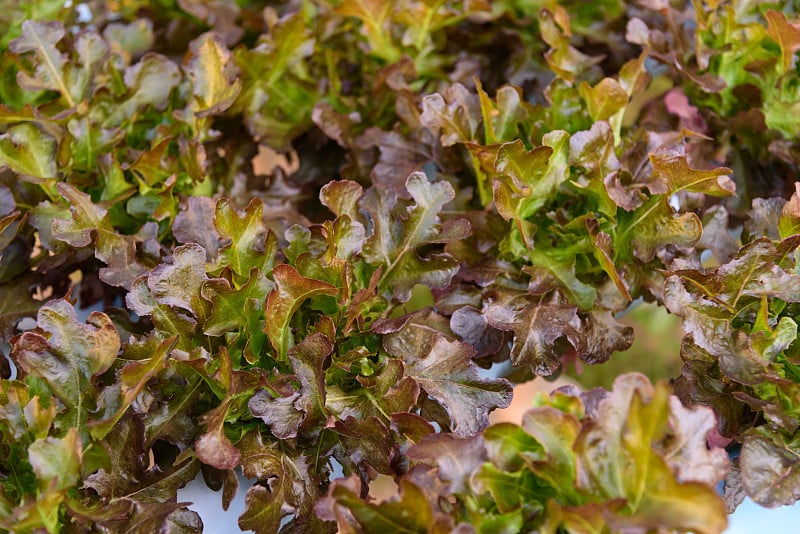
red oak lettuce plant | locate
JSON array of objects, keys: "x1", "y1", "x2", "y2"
[{"x1": 0, "y1": 1, "x2": 799, "y2": 532}]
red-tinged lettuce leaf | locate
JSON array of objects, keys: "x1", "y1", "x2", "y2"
[
  {"x1": 239, "y1": 484, "x2": 294, "y2": 534},
  {"x1": 200, "y1": 466, "x2": 240, "y2": 513},
  {"x1": 449, "y1": 306, "x2": 504, "y2": 359},
  {"x1": 0, "y1": 213, "x2": 30, "y2": 285},
  {"x1": 361, "y1": 172, "x2": 470, "y2": 301},
  {"x1": 89, "y1": 336, "x2": 177, "y2": 440},
  {"x1": 723, "y1": 457, "x2": 746, "y2": 514},
  {"x1": 102, "y1": 53, "x2": 181, "y2": 128},
  {"x1": 342, "y1": 268, "x2": 387, "y2": 335},
  {"x1": 664, "y1": 88, "x2": 708, "y2": 135},
  {"x1": 126, "y1": 244, "x2": 209, "y2": 348},
  {"x1": 619, "y1": 196, "x2": 703, "y2": 262},
  {"x1": 185, "y1": 32, "x2": 241, "y2": 118},
  {"x1": 779, "y1": 182, "x2": 800, "y2": 239},
  {"x1": 71, "y1": 30, "x2": 110, "y2": 101},
  {"x1": 579, "y1": 77, "x2": 628, "y2": 122},
  {"x1": 195, "y1": 348, "x2": 264, "y2": 470},
  {"x1": 658, "y1": 231, "x2": 800, "y2": 504},
  {"x1": 671, "y1": 318, "x2": 798, "y2": 442},
  {"x1": 2, "y1": 427, "x2": 84, "y2": 532},
  {"x1": 481, "y1": 422, "x2": 546, "y2": 473},
  {"x1": 0, "y1": 123, "x2": 58, "y2": 182},
  {"x1": 383, "y1": 322, "x2": 512, "y2": 436},
  {"x1": 519, "y1": 405, "x2": 581, "y2": 502},
  {"x1": 311, "y1": 101, "x2": 364, "y2": 150},
  {"x1": 649, "y1": 153, "x2": 735, "y2": 197},
  {"x1": 731, "y1": 318, "x2": 796, "y2": 388},
  {"x1": 745, "y1": 196, "x2": 788, "y2": 243},
  {"x1": 237, "y1": 431, "x2": 330, "y2": 534},
  {"x1": 264, "y1": 265, "x2": 338, "y2": 361},
  {"x1": 523, "y1": 245, "x2": 598, "y2": 312},
  {"x1": 313, "y1": 473, "x2": 361, "y2": 529},
  {"x1": 541, "y1": 499, "x2": 625, "y2": 534},
  {"x1": 94, "y1": 502, "x2": 202, "y2": 534},
  {"x1": 11, "y1": 299, "x2": 120, "y2": 438},
  {"x1": 485, "y1": 297, "x2": 585, "y2": 376},
  {"x1": 248, "y1": 387, "x2": 305, "y2": 441},
  {"x1": 420, "y1": 83, "x2": 481, "y2": 147},
  {"x1": 326, "y1": 465, "x2": 476, "y2": 534},
  {"x1": 82, "y1": 415, "x2": 200, "y2": 526},
  {"x1": 467, "y1": 81, "x2": 538, "y2": 204},
  {"x1": 250, "y1": 333, "x2": 332, "y2": 439},
  {"x1": 574, "y1": 374, "x2": 728, "y2": 534},
  {"x1": 0, "y1": 381, "x2": 56, "y2": 447},
  {"x1": 407, "y1": 434, "x2": 485, "y2": 494},
  {"x1": 28, "y1": 427, "x2": 82, "y2": 492},
  {"x1": 314, "y1": 215, "x2": 367, "y2": 266},
  {"x1": 539, "y1": 8, "x2": 604, "y2": 83},
  {"x1": 203, "y1": 275, "x2": 270, "y2": 332},
  {"x1": 140, "y1": 244, "x2": 209, "y2": 318},
  {"x1": 740, "y1": 428, "x2": 800, "y2": 507},
  {"x1": 0, "y1": 274, "x2": 42, "y2": 341},
  {"x1": 28, "y1": 200, "x2": 71, "y2": 253},
  {"x1": 568, "y1": 121, "x2": 619, "y2": 197},
  {"x1": 82, "y1": 415, "x2": 144, "y2": 504},
  {"x1": 665, "y1": 238, "x2": 800, "y2": 365},
  {"x1": 327, "y1": 478, "x2": 438, "y2": 534},
  {"x1": 52, "y1": 183, "x2": 151, "y2": 288},
  {"x1": 176, "y1": 0, "x2": 242, "y2": 44},
  {"x1": 202, "y1": 269, "x2": 273, "y2": 363},
  {"x1": 492, "y1": 139, "x2": 557, "y2": 221},
  {"x1": 334, "y1": 415, "x2": 395, "y2": 480},
  {"x1": 391, "y1": 411, "x2": 436, "y2": 446},
  {"x1": 581, "y1": 309, "x2": 634, "y2": 365},
  {"x1": 173, "y1": 196, "x2": 221, "y2": 259},
  {"x1": 0, "y1": 184, "x2": 15, "y2": 217},
  {"x1": 212, "y1": 198, "x2": 278, "y2": 280},
  {"x1": 320, "y1": 180, "x2": 364, "y2": 221},
  {"x1": 232, "y1": 12, "x2": 317, "y2": 151},
  {"x1": 662, "y1": 396, "x2": 730, "y2": 487},
  {"x1": 9, "y1": 21, "x2": 74, "y2": 106},
  {"x1": 475, "y1": 82, "x2": 531, "y2": 146},
  {"x1": 587, "y1": 218, "x2": 631, "y2": 301},
  {"x1": 672, "y1": 341, "x2": 749, "y2": 439},
  {"x1": 195, "y1": 405, "x2": 239, "y2": 471},
  {"x1": 765, "y1": 10, "x2": 800, "y2": 74},
  {"x1": 51, "y1": 183, "x2": 109, "y2": 248},
  {"x1": 143, "y1": 374, "x2": 202, "y2": 449},
  {"x1": 6, "y1": 0, "x2": 800, "y2": 527},
  {"x1": 699, "y1": 205, "x2": 741, "y2": 262},
  {"x1": 326, "y1": 358, "x2": 420, "y2": 422}
]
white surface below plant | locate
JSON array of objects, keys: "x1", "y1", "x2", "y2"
[{"x1": 178, "y1": 473, "x2": 252, "y2": 532}]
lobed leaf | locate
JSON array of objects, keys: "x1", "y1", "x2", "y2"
[
  {"x1": 264, "y1": 265, "x2": 338, "y2": 360},
  {"x1": 384, "y1": 323, "x2": 512, "y2": 435}
]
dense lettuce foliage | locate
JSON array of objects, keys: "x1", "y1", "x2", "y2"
[{"x1": 1, "y1": 1, "x2": 800, "y2": 532}]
